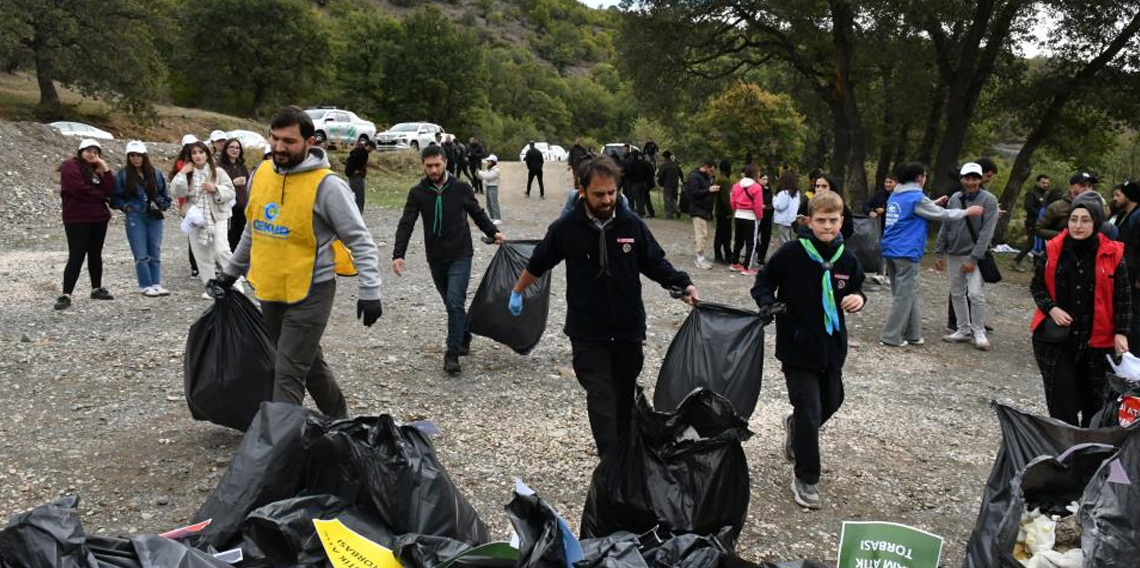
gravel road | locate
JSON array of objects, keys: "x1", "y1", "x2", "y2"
[{"x1": 0, "y1": 158, "x2": 1049, "y2": 566}]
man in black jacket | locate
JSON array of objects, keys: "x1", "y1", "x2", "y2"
[
  {"x1": 1012, "y1": 174, "x2": 1051, "y2": 272},
  {"x1": 656, "y1": 151, "x2": 683, "y2": 219},
  {"x1": 508, "y1": 155, "x2": 699, "y2": 457},
  {"x1": 524, "y1": 142, "x2": 546, "y2": 198},
  {"x1": 392, "y1": 145, "x2": 505, "y2": 375},
  {"x1": 442, "y1": 135, "x2": 460, "y2": 177},
  {"x1": 344, "y1": 139, "x2": 374, "y2": 213},
  {"x1": 685, "y1": 159, "x2": 720, "y2": 269},
  {"x1": 466, "y1": 137, "x2": 486, "y2": 194},
  {"x1": 625, "y1": 150, "x2": 656, "y2": 218},
  {"x1": 567, "y1": 138, "x2": 588, "y2": 188}
]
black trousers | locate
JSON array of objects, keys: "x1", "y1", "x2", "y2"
[
  {"x1": 712, "y1": 216, "x2": 732, "y2": 261},
  {"x1": 62, "y1": 221, "x2": 108, "y2": 294},
  {"x1": 188, "y1": 240, "x2": 198, "y2": 273},
  {"x1": 1033, "y1": 339, "x2": 1108, "y2": 427},
  {"x1": 526, "y1": 169, "x2": 545, "y2": 197},
  {"x1": 228, "y1": 205, "x2": 247, "y2": 252},
  {"x1": 784, "y1": 366, "x2": 845, "y2": 485},
  {"x1": 756, "y1": 214, "x2": 774, "y2": 264},
  {"x1": 732, "y1": 218, "x2": 756, "y2": 266},
  {"x1": 467, "y1": 163, "x2": 483, "y2": 193},
  {"x1": 571, "y1": 339, "x2": 644, "y2": 458},
  {"x1": 1014, "y1": 221, "x2": 1036, "y2": 262}
]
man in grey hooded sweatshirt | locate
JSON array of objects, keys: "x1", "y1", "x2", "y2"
[{"x1": 212, "y1": 106, "x2": 383, "y2": 419}]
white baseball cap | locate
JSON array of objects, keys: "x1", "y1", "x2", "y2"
[
  {"x1": 125, "y1": 140, "x2": 147, "y2": 155},
  {"x1": 486, "y1": 154, "x2": 498, "y2": 163},
  {"x1": 960, "y1": 162, "x2": 984, "y2": 178},
  {"x1": 78, "y1": 138, "x2": 101, "y2": 151},
  {"x1": 181, "y1": 134, "x2": 199, "y2": 146},
  {"x1": 209, "y1": 130, "x2": 228, "y2": 142}
]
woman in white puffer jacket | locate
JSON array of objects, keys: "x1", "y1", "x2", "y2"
[{"x1": 171, "y1": 141, "x2": 236, "y2": 295}]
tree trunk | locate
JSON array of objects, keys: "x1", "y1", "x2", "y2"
[
  {"x1": 917, "y1": 87, "x2": 943, "y2": 165},
  {"x1": 31, "y1": 31, "x2": 59, "y2": 109},
  {"x1": 250, "y1": 83, "x2": 267, "y2": 119},
  {"x1": 828, "y1": 0, "x2": 869, "y2": 204},
  {"x1": 873, "y1": 65, "x2": 897, "y2": 191}
]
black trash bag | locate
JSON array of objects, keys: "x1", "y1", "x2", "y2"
[
  {"x1": 0, "y1": 496, "x2": 93, "y2": 568},
  {"x1": 304, "y1": 414, "x2": 490, "y2": 545},
  {"x1": 654, "y1": 302, "x2": 766, "y2": 418},
  {"x1": 184, "y1": 289, "x2": 276, "y2": 431},
  {"x1": 393, "y1": 535, "x2": 515, "y2": 568},
  {"x1": 192, "y1": 402, "x2": 313, "y2": 549},
  {"x1": 846, "y1": 216, "x2": 881, "y2": 274},
  {"x1": 643, "y1": 532, "x2": 724, "y2": 568},
  {"x1": 963, "y1": 403, "x2": 1139, "y2": 568},
  {"x1": 576, "y1": 533, "x2": 646, "y2": 568},
  {"x1": 239, "y1": 495, "x2": 397, "y2": 568},
  {"x1": 505, "y1": 485, "x2": 582, "y2": 568},
  {"x1": 580, "y1": 388, "x2": 752, "y2": 546},
  {"x1": 467, "y1": 240, "x2": 551, "y2": 355},
  {"x1": 0, "y1": 496, "x2": 228, "y2": 568},
  {"x1": 1091, "y1": 373, "x2": 1140, "y2": 428}
]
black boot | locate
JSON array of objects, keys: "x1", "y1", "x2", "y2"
[
  {"x1": 444, "y1": 352, "x2": 461, "y2": 375},
  {"x1": 459, "y1": 333, "x2": 472, "y2": 356}
]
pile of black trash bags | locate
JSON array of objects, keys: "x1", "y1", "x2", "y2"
[
  {"x1": 0, "y1": 393, "x2": 828, "y2": 568},
  {"x1": 963, "y1": 401, "x2": 1140, "y2": 568}
]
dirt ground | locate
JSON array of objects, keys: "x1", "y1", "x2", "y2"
[{"x1": 0, "y1": 159, "x2": 1049, "y2": 566}]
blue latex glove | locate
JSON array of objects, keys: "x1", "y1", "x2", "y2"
[{"x1": 509, "y1": 291, "x2": 523, "y2": 316}]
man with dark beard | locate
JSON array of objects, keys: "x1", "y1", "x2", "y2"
[
  {"x1": 212, "y1": 106, "x2": 383, "y2": 419},
  {"x1": 506, "y1": 155, "x2": 699, "y2": 457}
]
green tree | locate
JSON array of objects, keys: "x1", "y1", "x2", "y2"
[
  {"x1": 694, "y1": 82, "x2": 806, "y2": 174},
  {"x1": 327, "y1": 2, "x2": 402, "y2": 120},
  {"x1": 172, "y1": 0, "x2": 330, "y2": 117},
  {"x1": 381, "y1": 7, "x2": 488, "y2": 132},
  {"x1": 0, "y1": 0, "x2": 168, "y2": 112}
]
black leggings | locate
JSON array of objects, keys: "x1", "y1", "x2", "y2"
[
  {"x1": 63, "y1": 221, "x2": 108, "y2": 294},
  {"x1": 732, "y1": 218, "x2": 756, "y2": 266}
]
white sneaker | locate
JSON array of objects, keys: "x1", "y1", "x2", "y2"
[
  {"x1": 695, "y1": 256, "x2": 712, "y2": 270},
  {"x1": 492, "y1": 219, "x2": 502, "y2": 226},
  {"x1": 973, "y1": 332, "x2": 992, "y2": 351},
  {"x1": 201, "y1": 291, "x2": 213, "y2": 300},
  {"x1": 154, "y1": 285, "x2": 170, "y2": 296},
  {"x1": 143, "y1": 286, "x2": 162, "y2": 297},
  {"x1": 942, "y1": 330, "x2": 972, "y2": 343}
]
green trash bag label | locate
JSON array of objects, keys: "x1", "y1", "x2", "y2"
[{"x1": 837, "y1": 521, "x2": 943, "y2": 568}]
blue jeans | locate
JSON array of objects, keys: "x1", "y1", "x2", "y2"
[
  {"x1": 124, "y1": 210, "x2": 163, "y2": 289},
  {"x1": 429, "y1": 257, "x2": 473, "y2": 355}
]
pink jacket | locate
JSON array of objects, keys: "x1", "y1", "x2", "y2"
[{"x1": 730, "y1": 178, "x2": 764, "y2": 219}]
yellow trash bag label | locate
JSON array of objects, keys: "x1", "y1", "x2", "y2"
[
  {"x1": 314, "y1": 518, "x2": 403, "y2": 568},
  {"x1": 331, "y1": 239, "x2": 358, "y2": 277}
]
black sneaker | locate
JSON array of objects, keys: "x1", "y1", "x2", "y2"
[
  {"x1": 444, "y1": 353, "x2": 461, "y2": 375},
  {"x1": 54, "y1": 295, "x2": 71, "y2": 311},
  {"x1": 782, "y1": 412, "x2": 795, "y2": 462},
  {"x1": 90, "y1": 288, "x2": 114, "y2": 301},
  {"x1": 459, "y1": 334, "x2": 472, "y2": 356}
]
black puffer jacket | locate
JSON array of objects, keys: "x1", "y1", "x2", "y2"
[{"x1": 684, "y1": 169, "x2": 715, "y2": 219}]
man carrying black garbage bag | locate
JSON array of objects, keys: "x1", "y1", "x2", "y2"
[
  {"x1": 751, "y1": 191, "x2": 865, "y2": 510},
  {"x1": 210, "y1": 106, "x2": 383, "y2": 420},
  {"x1": 507, "y1": 155, "x2": 700, "y2": 457}
]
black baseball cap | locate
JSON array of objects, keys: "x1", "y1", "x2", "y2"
[{"x1": 1070, "y1": 172, "x2": 1098, "y2": 185}]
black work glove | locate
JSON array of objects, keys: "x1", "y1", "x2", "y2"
[
  {"x1": 206, "y1": 273, "x2": 238, "y2": 299},
  {"x1": 357, "y1": 298, "x2": 383, "y2": 327},
  {"x1": 757, "y1": 302, "x2": 786, "y2": 326}
]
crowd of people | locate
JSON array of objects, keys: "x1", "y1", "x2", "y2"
[{"x1": 52, "y1": 109, "x2": 1139, "y2": 511}]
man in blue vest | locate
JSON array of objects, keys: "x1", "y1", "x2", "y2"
[{"x1": 879, "y1": 162, "x2": 983, "y2": 347}]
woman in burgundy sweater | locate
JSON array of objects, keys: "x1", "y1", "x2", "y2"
[{"x1": 56, "y1": 139, "x2": 115, "y2": 310}]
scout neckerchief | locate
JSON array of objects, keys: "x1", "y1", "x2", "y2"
[{"x1": 799, "y1": 238, "x2": 844, "y2": 335}]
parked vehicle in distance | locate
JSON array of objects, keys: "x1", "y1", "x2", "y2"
[
  {"x1": 518, "y1": 142, "x2": 550, "y2": 162},
  {"x1": 304, "y1": 107, "x2": 376, "y2": 146},
  {"x1": 601, "y1": 143, "x2": 639, "y2": 159},
  {"x1": 49, "y1": 121, "x2": 114, "y2": 140},
  {"x1": 375, "y1": 122, "x2": 446, "y2": 151},
  {"x1": 547, "y1": 145, "x2": 568, "y2": 161},
  {"x1": 226, "y1": 130, "x2": 268, "y2": 154},
  {"x1": 516, "y1": 142, "x2": 569, "y2": 162}
]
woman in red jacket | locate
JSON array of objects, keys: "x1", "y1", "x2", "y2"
[
  {"x1": 56, "y1": 139, "x2": 115, "y2": 310},
  {"x1": 1030, "y1": 201, "x2": 1130, "y2": 426}
]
